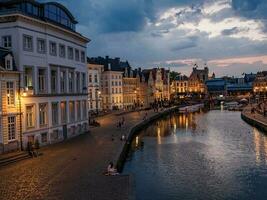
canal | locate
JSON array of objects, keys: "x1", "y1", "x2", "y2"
[{"x1": 123, "y1": 110, "x2": 267, "y2": 200}]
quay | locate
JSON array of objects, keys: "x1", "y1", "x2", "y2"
[
  {"x1": 241, "y1": 105, "x2": 267, "y2": 133},
  {"x1": 0, "y1": 107, "x2": 179, "y2": 200}
]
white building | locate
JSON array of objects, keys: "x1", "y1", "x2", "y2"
[
  {"x1": 0, "y1": 0, "x2": 90, "y2": 148},
  {"x1": 102, "y1": 69, "x2": 124, "y2": 110},
  {"x1": 87, "y1": 63, "x2": 103, "y2": 114}
]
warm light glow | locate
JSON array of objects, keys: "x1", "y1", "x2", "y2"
[
  {"x1": 135, "y1": 136, "x2": 139, "y2": 147},
  {"x1": 157, "y1": 127, "x2": 161, "y2": 144}
]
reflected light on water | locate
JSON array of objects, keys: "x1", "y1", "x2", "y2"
[
  {"x1": 254, "y1": 128, "x2": 261, "y2": 164},
  {"x1": 135, "y1": 136, "x2": 139, "y2": 147},
  {"x1": 264, "y1": 136, "x2": 267, "y2": 165},
  {"x1": 157, "y1": 127, "x2": 161, "y2": 144}
]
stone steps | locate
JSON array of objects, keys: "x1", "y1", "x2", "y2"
[{"x1": 0, "y1": 151, "x2": 31, "y2": 167}]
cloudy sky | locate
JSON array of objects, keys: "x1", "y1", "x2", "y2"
[{"x1": 41, "y1": 0, "x2": 267, "y2": 76}]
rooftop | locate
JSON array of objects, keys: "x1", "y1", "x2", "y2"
[{"x1": 0, "y1": 0, "x2": 77, "y2": 32}]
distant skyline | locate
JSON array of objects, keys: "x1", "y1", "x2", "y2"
[{"x1": 40, "y1": 0, "x2": 267, "y2": 76}]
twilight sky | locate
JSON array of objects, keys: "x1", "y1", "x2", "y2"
[{"x1": 41, "y1": 0, "x2": 267, "y2": 76}]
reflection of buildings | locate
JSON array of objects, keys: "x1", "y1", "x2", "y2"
[
  {"x1": 0, "y1": 0, "x2": 90, "y2": 151},
  {"x1": 253, "y1": 127, "x2": 267, "y2": 165}
]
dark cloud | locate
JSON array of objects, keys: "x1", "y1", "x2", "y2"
[
  {"x1": 232, "y1": 0, "x2": 267, "y2": 23},
  {"x1": 39, "y1": 0, "x2": 267, "y2": 76},
  {"x1": 171, "y1": 36, "x2": 199, "y2": 51},
  {"x1": 221, "y1": 27, "x2": 249, "y2": 36}
]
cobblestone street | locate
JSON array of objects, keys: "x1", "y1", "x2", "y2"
[{"x1": 0, "y1": 110, "x2": 154, "y2": 200}]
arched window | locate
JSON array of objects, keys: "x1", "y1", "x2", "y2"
[{"x1": 44, "y1": 3, "x2": 76, "y2": 30}]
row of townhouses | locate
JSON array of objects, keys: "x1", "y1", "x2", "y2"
[
  {"x1": 172, "y1": 65, "x2": 267, "y2": 99},
  {"x1": 87, "y1": 56, "x2": 171, "y2": 112}
]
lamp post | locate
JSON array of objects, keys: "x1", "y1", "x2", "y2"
[
  {"x1": 96, "y1": 89, "x2": 101, "y2": 115},
  {"x1": 18, "y1": 87, "x2": 27, "y2": 151}
]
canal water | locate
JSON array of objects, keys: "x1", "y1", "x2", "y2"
[{"x1": 123, "y1": 110, "x2": 267, "y2": 200}]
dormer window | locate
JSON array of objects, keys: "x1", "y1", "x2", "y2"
[{"x1": 5, "y1": 54, "x2": 13, "y2": 70}]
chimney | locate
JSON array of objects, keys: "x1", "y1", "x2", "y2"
[{"x1": 108, "y1": 63, "x2": 111, "y2": 71}]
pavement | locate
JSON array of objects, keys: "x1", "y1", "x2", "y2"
[
  {"x1": 243, "y1": 104, "x2": 267, "y2": 126},
  {"x1": 0, "y1": 109, "x2": 159, "y2": 200}
]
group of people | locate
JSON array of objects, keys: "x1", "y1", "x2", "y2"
[
  {"x1": 27, "y1": 140, "x2": 40, "y2": 157},
  {"x1": 117, "y1": 117, "x2": 125, "y2": 128}
]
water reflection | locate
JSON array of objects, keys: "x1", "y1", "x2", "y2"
[
  {"x1": 125, "y1": 111, "x2": 267, "y2": 200},
  {"x1": 253, "y1": 127, "x2": 267, "y2": 165}
]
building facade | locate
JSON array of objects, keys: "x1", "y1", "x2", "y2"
[
  {"x1": 0, "y1": 48, "x2": 21, "y2": 153},
  {"x1": 188, "y1": 66, "x2": 209, "y2": 96},
  {"x1": 253, "y1": 71, "x2": 267, "y2": 96},
  {"x1": 101, "y1": 70, "x2": 123, "y2": 110},
  {"x1": 0, "y1": 0, "x2": 90, "y2": 149},
  {"x1": 87, "y1": 63, "x2": 103, "y2": 114},
  {"x1": 172, "y1": 75, "x2": 188, "y2": 98},
  {"x1": 141, "y1": 68, "x2": 170, "y2": 107}
]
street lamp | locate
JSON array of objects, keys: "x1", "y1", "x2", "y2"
[{"x1": 96, "y1": 89, "x2": 101, "y2": 115}]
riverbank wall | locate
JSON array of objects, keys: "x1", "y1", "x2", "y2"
[
  {"x1": 115, "y1": 106, "x2": 180, "y2": 172},
  {"x1": 241, "y1": 110, "x2": 267, "y2": 133}
]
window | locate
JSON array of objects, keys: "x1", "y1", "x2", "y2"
[
  {"x1": 82, "y1": 100, "x2": 87, "y2": 119},
  {"x1": 81, "y1": 51, "x2": 85, "y2": 63},
  {"x1": 76, "y1": 101, "x2": 81, "y2": 120},
  {"x1": 49, "y1": 41, "x2": 57, "y2": 56},
  {"x1": 82, "y1": 73, "x2": 86, "y2": 91},
  {"x1": 37, "y1": 38, "x2": 46, "y2": 54},
  {"x1": 60, "y1": 71, "x2": 66, "y2": 93},
  {"x1": 89, "y1": 74, "x2": 92, "y2": 83},
  {"x1": 6, "y1": 81, "x2": 15, "y2": 105},
  {"x1": 61, "y1": 102, "x2": 67, "y2": 123},
  {"x1": 59, "y1": 44, "x2": 66, "y2": 58},
  {"x1": 76, "y1": 72, "x2": 80, "y2": 93},
  {"x1": 8, "y1": 116, "x2": 16, "y2": 141},
  {"x1": 89, "y1": 89, "x2": 92, "y2": 99},
  {"x1": 51, "y1": 69, "x2": 57, "y2": 93},
  {"x1": 5, "y1": 56, "x2": 12, "y2": 70},
  {"x1": 23, "y1": 35, "x2": 33, "y2": 51},
  {"x1": 41, "y1": 132, "x2": 48, "y2": 143},
  {"x1": 26, "y1": 105, "x2": 34, "y2": 128},
  {"x1": 69, "y1": 101, "x2": 75, "y2": 122},
  {"x1": 24, "y1": 67, "x2": 33, "y2": 88},
  {"x1": 2, "y1": 36, "x2": 12, "y2": 48},
  {"x1": 75, "y1": 49, "x2": 79, "y2": 61},
  {"x1": 38, "y1": 69, "x2": 46, "y2": 93},
  {"x1": 52, "y1": 102, "x2": 59, "y2": 126},
  {"x1": 68, "y1": 72, "x2": 74, "y2": 92},
  {"x1": 39, "y1": 103, "x2": 48, "y2": 126},
  {"x1": 94, "y1": 74, "x2": 98, "y2": 83},
  {"x1": 68, "y1": 46, "x2": 73, "y2": 59}
]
